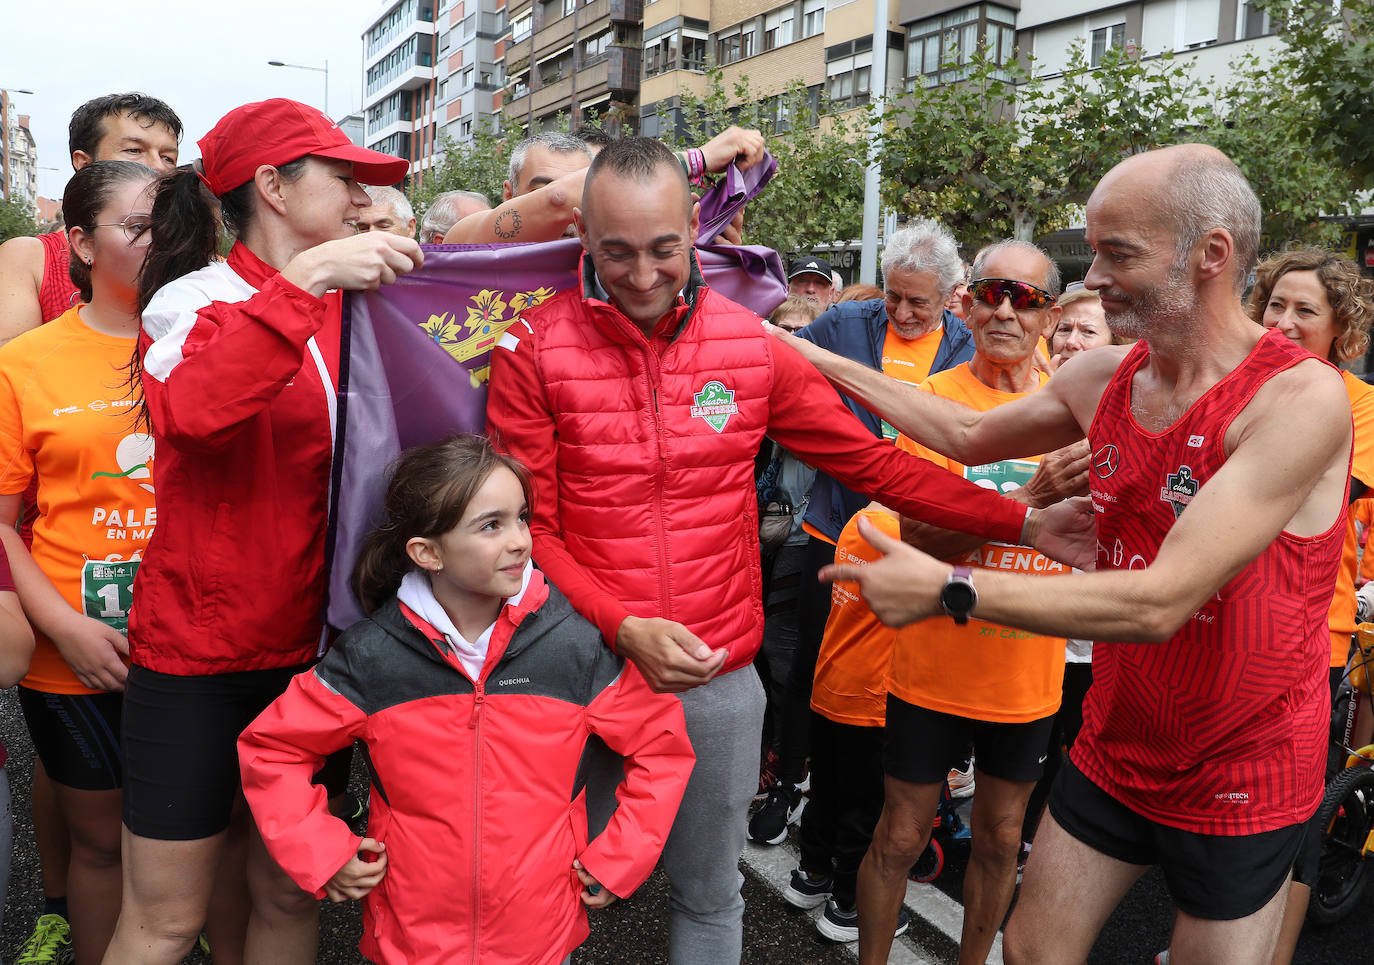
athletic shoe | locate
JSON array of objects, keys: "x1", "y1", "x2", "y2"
[
  {"x1": 748, "y1": 781, "x2": 806, "y2": 845},
  {"x1": 782, "y1": 868, "x2": 833, "y2": 909},
  {"x1": 15, "y1": 913, "x2": 74, "y2": 964},
  {"x1": 947, "y1": 761, "x2": 976, "y2": 798},
  {"x1": 815, "y1": 899, "x2": 911, "y2": 943}
]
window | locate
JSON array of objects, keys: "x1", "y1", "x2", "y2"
[
  {"x1": 1090, "y1": 22, "x2": 1125, "y2": 67},
  {"x1": 582, "y1": 29, "x2": 613, "y2": 62},
  {"x1": 563, "y1": 0, "x2": 576, "y2": 17},
  {"x1": 683, "y1": 36, "x2": 707, "y2": 70},
  {"x1": 511, "y1": 13, "x2": 532, "y2": 42},
  {"x1": 1238, "y1": 1, "x2": 1271, "y2": 39},
  {"x1": 511, "y1": 71, "x2": 530, "y2": 98},
  {"x1": 764, "y1": 8, "x2": 794, "y2": 51},
  {"x1": 717, "y1": 27, "x2": 754, "y2": 66},
  {"x1": 905, "y1": 4, "x2": 1014, "y2": 88},
  {"x1": 461, "y1": 66, "x2": 474, "y2": 88},
  {"x1": 803, "y1": 0, "x2": 824, "y2": 38}
]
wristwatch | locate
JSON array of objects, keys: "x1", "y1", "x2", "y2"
[{"x1": 940, "y1": 565, "x2": 978, "y2": 625}]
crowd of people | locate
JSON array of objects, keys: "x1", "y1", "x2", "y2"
[{"x1": 0, "y1": 87, "x2": 1367, "y2": 965}]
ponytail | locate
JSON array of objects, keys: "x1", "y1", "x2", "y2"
[
  {"x1": 136, "y1": 169, "x2": 221, "y2": 313},
  {"x1": 352, "y1": 521, "x2": 415, "y2": 616}
]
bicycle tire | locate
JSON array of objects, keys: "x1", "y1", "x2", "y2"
[
  {"x1": 908, "y1": 838, "x2": 945, "y2": 883},
  {"x1": 1308, "y1": 765, "x2": 1374, "y2": 926}
]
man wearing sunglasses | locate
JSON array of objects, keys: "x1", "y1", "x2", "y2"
[
  {"x1": 780, "y1": 144, "x2": 1351, "y2": 965},
  {"x1": 846, "y1": 241, "x2": 1093, "y2": 965},
  {"x1": 749, "y1": 219, "x2": 976, "y2": 848}
]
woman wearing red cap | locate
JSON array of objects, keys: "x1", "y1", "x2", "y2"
[{"x1": 102, "y1": 99, "x2": 422, "y2": 965}]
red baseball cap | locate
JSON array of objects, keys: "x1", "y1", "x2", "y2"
[{"x1": 197, "y1": 98, "x2": 410, "y2": 195}]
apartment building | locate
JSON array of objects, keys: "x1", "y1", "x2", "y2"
[
  {"x1": 496, "y1": 0, "x2": 646, "y2": 134},
  {"x1": 1, "y1": 93, "x2": 38, "y2": 207},
  {"x1": 362, "y1": 0, "x2": 503, "y2": 184}
]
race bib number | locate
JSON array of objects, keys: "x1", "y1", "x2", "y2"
[
  {"x1": 81, "y1": 559, "x2": 139, "y2": 633},
  {"x1": 965, "y1": 459, "x2": 1038, "y2": 493}
]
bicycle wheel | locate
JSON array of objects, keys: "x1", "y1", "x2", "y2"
[
  {"x1": 1308, "y1": 765, "x2": 1374, "y2": 926},
  {"x1": 909, "y1": 838, "x2": 945, "y2": 883}
]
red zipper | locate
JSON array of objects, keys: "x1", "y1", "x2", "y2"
[{"x1": 469, "y1": 680, "x2": 484, "y2": 964}]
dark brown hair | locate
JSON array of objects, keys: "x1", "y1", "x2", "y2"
[
  {"x1": 352, "y1": 434, "x2": 534, "y2": 615},
  {"x1": 63, "y1": 160, "x2": 158, "y2": 303}
]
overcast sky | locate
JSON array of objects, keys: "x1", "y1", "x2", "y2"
[{"x1": 6, "y1": 0, "x2": 383, "y2": 201}]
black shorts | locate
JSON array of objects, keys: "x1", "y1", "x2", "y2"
[
  {"x1": 883, "y1": 694, "x2": 1055, "y2": 785},
  {"x1": 18, "y1": 687, "x2": 123, "y2": 791},
  {"x1": 122, "y1": 663, "x2": 311, "y2": 840},
  {"x1": 1050, "y1": 758, "x2": 1303, "y2": 920}
]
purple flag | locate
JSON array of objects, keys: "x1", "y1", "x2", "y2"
[{"x1": 327, "y1": 228, "x2": 787, "y2": 630}]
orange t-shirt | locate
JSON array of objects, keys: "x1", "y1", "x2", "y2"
[
  {"x1": 1327, "y1": 371, "x2": 1374, "y2": 666},
  {"x1": 878, "y1": 326, "x2": 943, "y2": 442},
  {"x1": 888, "y1": 363, "x2": 1066, "y2": 723},
  {"x1": 811, "y1": 507, "x2": 899, "y2": 727},
  {"x1": 0, "y1": 307, "x2": 155, "y2": 694},
  {"x1": 1355, "y1": 498, "x2": 1374, "y2": 586}
]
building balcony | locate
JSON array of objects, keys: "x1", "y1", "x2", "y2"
[
  {"x1": 531, "y1": 14, "x2": 576, "y2": 58},
  {"x1": 504, "y1": 36, "x2": 531, "y2": 71},
  {"x1": 366, "y1": 62, "x2": 436, "y2": 102}
]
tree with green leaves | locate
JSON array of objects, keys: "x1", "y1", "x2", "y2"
[
  {"x1": 1194, "y1": 47, "x2": 1353, "y2": 248},
  {"x1": 879, "y1": 42, "x2": 1201, "y2": 246},
  {"x1": 1250, "y1": 0, "x2": 1374, "y2": 190},
  {"x1": 657, "y1": 70, "x2": 867, "y2": 259},
  {"x1": 408, "y1": 127, "x2": 510, "y2": 227},
  {"x1": 0, "y1": 195, "x2": 38, "y2": 244}
]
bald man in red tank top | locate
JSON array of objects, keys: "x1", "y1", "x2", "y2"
[{"x1": 778, "y1": 144, "x2": 1352, "y2": 965}]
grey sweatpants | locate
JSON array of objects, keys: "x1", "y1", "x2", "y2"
[{"x1": 582, "y1": 665, "x2": 765, "y2": 965}]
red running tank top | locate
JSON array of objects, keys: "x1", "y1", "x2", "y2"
[
  {"x1": 38, "y1": 229, "x2": 80, "y2": 324},
  {"x1": 1074, "y1": 329, "x2": 1345, "y2": 835}
]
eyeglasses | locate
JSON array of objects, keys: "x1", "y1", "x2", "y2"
[
  {"x1": 968, "y1": 277, "x2": 1056, "y2": 311},
  {"x1": 94, "y1": 216, "x2": 153, "y2": 247}
]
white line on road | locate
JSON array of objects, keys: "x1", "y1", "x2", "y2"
[{"x1": 742, "y1": 840, "x2": 1004, "y2": 965}]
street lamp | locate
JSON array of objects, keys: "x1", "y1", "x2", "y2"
[
  {"x1": 268, "y1": 60, "x2": 330, "y2": 117},
  {"x1": 0, "y1": 87, "x2": 35, "y2": 203}
]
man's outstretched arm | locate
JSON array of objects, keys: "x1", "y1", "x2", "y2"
[
  {"x1": 771, "y1": 327, "x2": 1114, "y2": 465},
  {"x1": 826, "y1": 359, "x2": 1353, "y2": 642}
]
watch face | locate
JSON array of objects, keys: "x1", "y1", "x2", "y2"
[{"x1": 942, "y1": 581, "x2": 976, "y2": 613}]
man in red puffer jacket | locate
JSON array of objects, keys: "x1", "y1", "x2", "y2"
[{"x1": 486, "y1": 136, "x2": 1080, "y2": 964}]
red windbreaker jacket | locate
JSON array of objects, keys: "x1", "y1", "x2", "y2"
[
  {"x1": 132, "y1": 243, "x2": 339, "y2": 674},
  {"x1": 486, "y1": 253, "x2": 1027, "y2": 671},
  {"x1": 239, "y1": 571, "x2": 693, "y2": 965}
]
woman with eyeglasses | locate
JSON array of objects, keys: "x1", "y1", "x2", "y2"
[{"x1": 0, "y1": 159, "x2": 160, "y2": 964}]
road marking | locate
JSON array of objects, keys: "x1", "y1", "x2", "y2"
[{"x1": 743, "y1": 840, "x2": 1003, "y2": 964}]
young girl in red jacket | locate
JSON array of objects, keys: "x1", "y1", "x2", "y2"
[{"x1": 237, "y1": 435, "x2": 694, "y2": 965}]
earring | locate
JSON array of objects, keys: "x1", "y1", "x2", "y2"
[{"x1": 86, "y1": 258, "x2": 93, "y2": 267}]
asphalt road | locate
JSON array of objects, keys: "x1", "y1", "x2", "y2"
[{"x1": 1, "y1": 685, "x2": 1370, "y2": 963}]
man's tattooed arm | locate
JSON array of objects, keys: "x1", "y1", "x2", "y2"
[{"x1": 494, "y1": 210, "x2": 523, "y2": 240}]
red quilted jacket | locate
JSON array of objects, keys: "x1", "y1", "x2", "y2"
[{"x1": 487, "y1": 254, "x2": 1026, "y2": 672}]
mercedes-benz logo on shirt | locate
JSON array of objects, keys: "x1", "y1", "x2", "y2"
[{"x1": 1093, "y1": 444, "x2": 1120, "y2": 478}]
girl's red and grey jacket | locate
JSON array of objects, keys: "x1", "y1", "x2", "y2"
[
  {"x1": 238, "y1": 569, "x2": 693, "y2": 965},
  {"x1": 133, "y1": 242, "x2": 340, "y2": 674}
]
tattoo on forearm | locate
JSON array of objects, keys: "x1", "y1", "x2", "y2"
[{"x1": 494, "y1": 210, "x2": 523, "y2": 240}]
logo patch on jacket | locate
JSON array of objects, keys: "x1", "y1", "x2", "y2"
[
  {"x1": 1160, "y1": 464, "x2": 1199, "y2": 518},
  {"x1": 691, "y1": 380, "x2": 738, "y2": 432}
]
